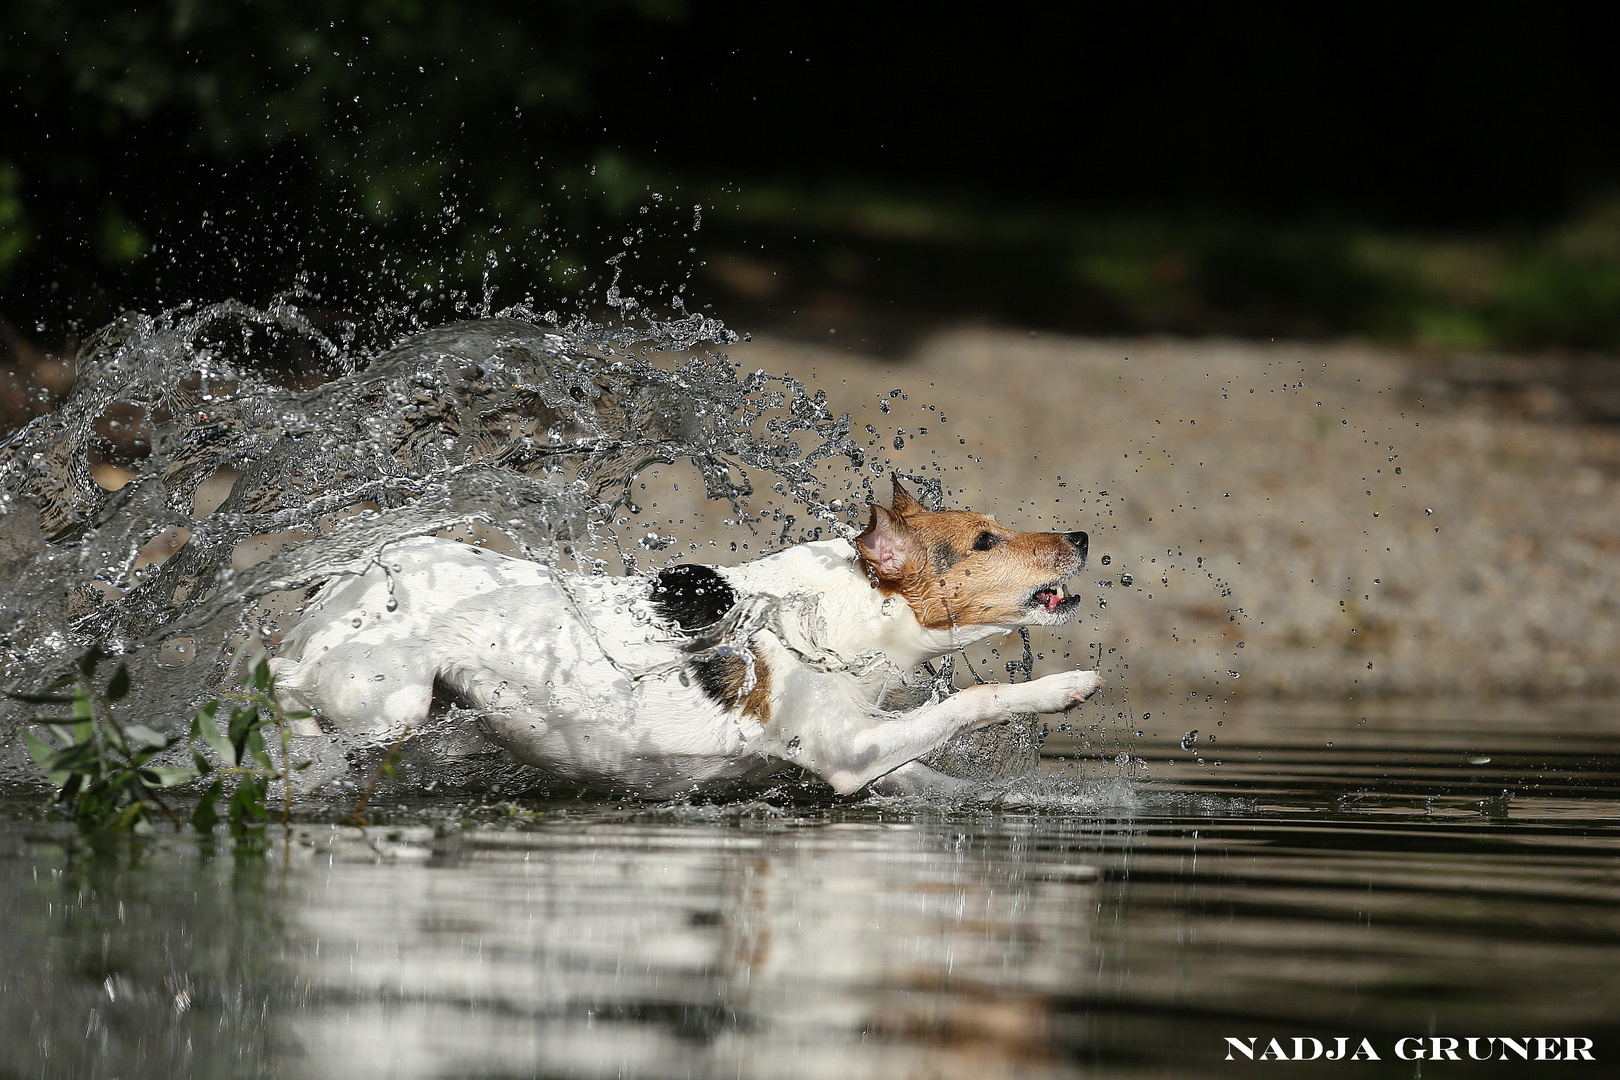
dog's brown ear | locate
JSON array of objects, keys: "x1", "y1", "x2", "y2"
[
  {"x1": 855, "y1": 504, "x2": 918, "y2": 580},
  {"x1": 889, "y1": 473, "x2": 923, "y2": 516}
]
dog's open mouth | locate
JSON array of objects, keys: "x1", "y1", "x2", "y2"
[{"x1": 1030, "y1": 579, "x2": 1082, "y2": 615}]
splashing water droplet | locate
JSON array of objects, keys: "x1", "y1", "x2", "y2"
[{"x1": 0, "y1": 301, "x2": 883, "y2": 794}]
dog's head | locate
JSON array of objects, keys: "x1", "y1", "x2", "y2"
[{"x1": 854, "y1": 475, "x2": 1087, "y2": 630}]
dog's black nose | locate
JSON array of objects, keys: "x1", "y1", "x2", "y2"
[{"x1": 1065, "y1": 531, "x2": 1088, "y2": 560}]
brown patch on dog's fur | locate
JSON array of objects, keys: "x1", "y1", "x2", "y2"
[
  {"x1": 694, "y1": 642, "x2": 773, "y2": 723},
  {"x1": 855, "y1": 476, "x2": 1082, "y2": 631}
]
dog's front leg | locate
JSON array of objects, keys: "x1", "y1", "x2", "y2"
[{"x1": 813, "y1": 670, "x2": 1102, "y2": 794}]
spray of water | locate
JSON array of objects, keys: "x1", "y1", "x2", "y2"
[{"x1": 0, "y1": 299, "x2": 901, "y2": 790}]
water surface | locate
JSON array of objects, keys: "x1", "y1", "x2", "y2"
[{"x1": 3, "y1": 702, "x2": 1617, "y2": 1079}]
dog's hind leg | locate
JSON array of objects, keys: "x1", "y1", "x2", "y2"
[{"x1": 270, "y1": 638, "x2": 434, "y2": 741}]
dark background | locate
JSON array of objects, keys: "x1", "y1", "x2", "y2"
[
  {"x1": 613, "y1": 3, "x2": 1620, "y2": 228},
  {"x1": 3, "y1": 0, "x2": 1619, "y2": 361}
]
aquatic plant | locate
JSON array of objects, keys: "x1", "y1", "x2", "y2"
[{"x1": 17, "y1": 649, "x2": 307, "y2": 835}]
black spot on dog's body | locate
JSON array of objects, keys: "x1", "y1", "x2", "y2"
[
  {"x1": 648, "y1": 563, "x2": 737, "y2": 632},
  {"x1": 930, "y1": 540, "x2": 960, "y2": 572},
  {"x1": 648, "y1": 565, "x2": 770, "y2": 720}
]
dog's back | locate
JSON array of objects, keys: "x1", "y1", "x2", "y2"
[{"x1": 272, "y1": 536, "x2": 784, "y2": 793}]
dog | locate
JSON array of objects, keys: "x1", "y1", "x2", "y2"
[{"x1": 271, "y1": 476, "x2": 1102, "y2": 797}]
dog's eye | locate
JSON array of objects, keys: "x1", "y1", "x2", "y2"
[{"x1": 972, "y1": 531, "x2": 1000, "y2": 551}]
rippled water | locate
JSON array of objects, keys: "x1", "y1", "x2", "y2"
[{"x1": 4, "y1": 702, "x2": 1615, "y2": 1079}]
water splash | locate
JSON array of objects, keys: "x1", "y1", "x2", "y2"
[{"x1": 0, "y1": 302, "x2": 872, "y2": 791}]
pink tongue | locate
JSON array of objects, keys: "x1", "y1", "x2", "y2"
[{"x1": 1041, "y1": 590, "x2": 1061, "y2": 612}]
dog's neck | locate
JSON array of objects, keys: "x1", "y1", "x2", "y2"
[
  {"x1": 728, "y1": 539, "x2": 1012, "y2": 673},
  {"x1": 870, "y1": 590, "x2": 1010, "y2": 671}
]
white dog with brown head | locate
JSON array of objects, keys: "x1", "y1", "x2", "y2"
[{"x1": 272, "y1": 477, "x2": 1101, "y2": 797}]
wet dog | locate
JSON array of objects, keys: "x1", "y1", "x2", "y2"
[{"x1": 271, "y1": 477, "x2": 1101, "y2": 797}]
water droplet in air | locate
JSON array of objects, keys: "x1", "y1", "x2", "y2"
[
  {"x1": 1119, "y1": 572, "x2": 1133, "y2": 587},
  {"x1": 1180, "y1": 730, "x2": 1198, "y2": 749}
]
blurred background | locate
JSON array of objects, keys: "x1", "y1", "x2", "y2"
[
  {"x1": 5, "y1": 2, "x2": 1620, "y2": 360},
  {"x1": 2, "y1": 0, "x2": 1618, "y2": 699}
]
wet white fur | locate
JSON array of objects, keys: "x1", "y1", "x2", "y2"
[{"x1": 271, "y1": 536, "x2": 1101, "y2": 797}]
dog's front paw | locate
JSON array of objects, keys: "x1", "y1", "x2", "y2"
[{"x1": 1022, "y1": 669, "x2": 1103, "y2": 713}]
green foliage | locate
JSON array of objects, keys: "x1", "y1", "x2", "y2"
[
  {"x1": 0, "y1": 0, "x2": 686, "y2": 322},
  {"x1": 4, "y1": 1, "x2": 1617, "y2": 359},
  {"x1": 705, "y1": 182, "x2": 1620, "y2": 354},
  {"x1": 17, "y1": 650, "x2": 310, "y2": 838},
  {"x1": 0, "y1": 161, "x2": 30, "y2": 277}
]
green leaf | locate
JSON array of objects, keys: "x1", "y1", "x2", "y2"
[
  {"x1": 78, "y1": 646, "x2": 106, "y2": 678},
  {"x1": 292, "y1": 760, "x2": 314, "y2": 770},
  {"x1": 228, "y1": 704, "x2": 258, "y2": 764},
  {"x1": 122, "y1": 724, "x2": 169, "y2": 750},
  {"x1": 105, "y1": 663, "x2": 131, "y2": 701},
  {"x1": 22, "y1": 729, "x2": 56, "y2": 768},
  {"x1": 229, "y1": 775, "x2": 270, "y2": 834},
  {"x1": 138, "y1": 765, "x2": 199, "y2": 788},
  {"x1": 7, "y1": 691, "x2": 77, "y2": 705},
  {"x1": 251, "y1": 657, "x2": 274, "y2": 693},
  {"x1": 192, "y1": 778, "x2": 224, "y2": 832},
  {"x1": 191, "y1": 701, "x2": 232, "y2": 765},
  {"x1": 52, "y1": 742, "x2": 98, "y2": 774},
  {"x1": 246, "y1": 726, "x2": 273, "y2": 770},
  {"x1": 191, "y1": 748, "x2": 213, "y2": 774},
  {"x1": 22, "y1": 731, "x2": 70, "y2": 787},
  {"x1": 101, "y1": 721, "x2": 127, "y2": 754},
  {"x1": 72, "y1": 695, "x2": 93, "y2": 720}
]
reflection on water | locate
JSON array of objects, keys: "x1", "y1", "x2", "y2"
[{"x1": 4, "y1": 704, "x2": 1620, "y2": 1079}]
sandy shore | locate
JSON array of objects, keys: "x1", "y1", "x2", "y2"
[{"x1": 715, "y1": 328, "x2": 1620, "y2": 700}]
